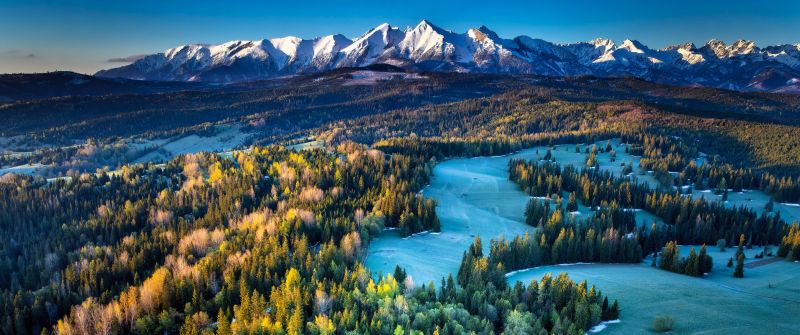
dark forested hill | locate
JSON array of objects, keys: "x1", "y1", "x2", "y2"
[
  {"x1": 0, "y1": 71, "x2": 208, "y2": 102},
  {"x1": 0, "y1": 70, "x2": 513, "y2": 142},
  {"x1": 3, "y1": 69, "x2": 800, "y2": 141}
]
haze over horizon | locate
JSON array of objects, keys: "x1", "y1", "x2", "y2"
[{"x1": 1, "y1": 0, "x2": 799, "y2": 74}]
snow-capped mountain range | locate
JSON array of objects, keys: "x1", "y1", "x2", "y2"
[{"x1": 96, "y1": 20, "x2": 800, "y2": 92}]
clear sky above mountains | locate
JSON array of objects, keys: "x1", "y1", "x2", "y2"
[{"x1": 1, "y1": 0, "x2": 799, "y2": 74}]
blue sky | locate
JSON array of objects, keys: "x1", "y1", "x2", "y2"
[{"x1": 1, "y1": 0, "x2": 799, "y2": 74}]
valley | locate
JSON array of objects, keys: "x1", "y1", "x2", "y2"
[
  {"x1": 370, "y1": 137, "x2": 800, "y2": 333},
  {"x1": 2, "y1": 69, "x2": 800, "y2": 334},
  {"x1": 368, "y1": 139, "x2": 661, "y2": 285},
  {"x1": 5, "y1": 4, "x2": 800, "y2": 334}
]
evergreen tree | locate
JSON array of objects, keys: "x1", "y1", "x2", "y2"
[
  {"x1": 393, "y1": 265, "x2": 407, "y2": 288},
  {"x1": 608, "y1": 300, "x2": 620, "y2": 320},
  {"x1": 685, "y1": 248, "x2": 699, "y2": 276},
  {"x1": 734, "y1": 254, "x2": 745, "y2": 278},
  {"x1": 566, "y1": 192, "x2": 578, "y2": 212},
  {"x1": 659, "y1": 242, "x2": 679, "y2": 271},
  {"x1": 736, "y1": 234, "x2": 746, "y2": 260},
  {"x1": 216, "y1": 310, "x2": 231, "y2": 335},
  {"x1": 698, "y1": 245, "x2": 713, "y2": 274}
]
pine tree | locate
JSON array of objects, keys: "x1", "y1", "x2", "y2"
[
  {"x1": 733, "y1": 254, "x2": 745, "y2": 278},
  {"x1": 180, "y1": 316, "x2": 200, "y2": 335},
  {"x1": 393, "y1": 265, "x2": 407, "y2": 288},
  {"x1": 685, "y1": 248, "x2": 699, "y2": 276},
  {"x1": 216, "y1": 310, "x2": 231, "y2": 335},
  {"x1": 736, "y1": 234, "x2": 745, "y2": 260},
  {"x1": 567, "y1": 192, "x2": 578, "y2": 212},
  {"x1": 698, "y1": 245, "x2": 712, "y2": 274},
  {"x1": 608, "y1": 300, "x2": 620, "y2": 320},
  {"x1": 659, "y1": 242, "x2": 679, "y2": 271}
]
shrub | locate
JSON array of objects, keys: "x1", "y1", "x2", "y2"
[
  {"x1": 717, "y1": 238, "x2": 726, "y2": 252},
  {"x1": 653, "y1": 316, "x2": 674, "y2": 332}
]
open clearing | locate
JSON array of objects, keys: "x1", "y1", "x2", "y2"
[
  {"x1": 365, "y1": 154, "x2": 535, "y2": 285},
  {"x1": 286, "y1": 139, "x2": 324, "y2": 151},
  {"x1": 366, "y1": 139, "x2": 660, "y2": 284},
  {"x1": 507, "y1": 253, "x2": 800, "y2": 334},
  {"x1": 687, "y1": 188, "x2": 800, "y2": 224},
  {"x1": 0, "y1": 163, "x2": 47, "y2": 176},
  {"x1": 133, "y1": 124, "x2": 250, "y2": 163},
  {"x1": 367, "y1": 139, "x2": 800, "y2": 333}
]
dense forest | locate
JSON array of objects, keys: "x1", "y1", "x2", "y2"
[
  {"x1": 0, "y1": 140, "x2": 620, "y2": 334},
  {"x1": 509, "y1": 159, "x2": 787, "y2": 248}
]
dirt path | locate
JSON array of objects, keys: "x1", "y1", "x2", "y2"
[{"x1": 745, "y1": 257, "x2": 784, "y2": 268}]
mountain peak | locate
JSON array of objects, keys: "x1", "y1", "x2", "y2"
[
  {"x1": 590, "y1": 38, "x2": 615, "y2": 49},
  {"x1": 468, "y1": 28, "x2": 489, "y2": 42},
  {"x1": 664, "y1": 42, "x2": 696, "y2": 51},
  {"x1": 477, "y1": 25, "x2": 500, "y2": 40},
  {"x1": 620, "y1": 39, "x2": 647, "y2": 53},
  {"x1": 704, "y1": 38, "x2": 758, "y2": 58},
  {"x1": 731, "y1": 39, "x2": 757, "y2": 54},
  {"x1": 468, "y1": 25, "x2": 501, "y2": 43},
  {"x1": 371, "y1": 23, "x2": 392, "y2": 32},
  {"x1": 416, "y1": 19, "x2": 432, "y2": 29},
  {"x1": 413, "y1": 19, "x2": 447, "y2": 34},
  {"x1": 354, "y1": 23, "x2": 400, "y2": 44}
]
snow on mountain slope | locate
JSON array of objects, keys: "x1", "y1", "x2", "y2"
[
  {"x1": 337, "y1": 23, "x2": 403, "y2": 67},
  {"x1": 396, "y1": 20, "x2": 474, "y2": 65},
  {"x1": 96, "y1": 20, "x2": 800, "y2": 93},
  {"x1": 270, "y1": 34, "x2": 352, "y2": 70},
  {"x1": 764, "y1": 44, "x2": 800, "y2": 69}
]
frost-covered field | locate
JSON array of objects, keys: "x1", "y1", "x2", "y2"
[
  {"x1": 366, "y1": 139, "x2": 662, "y2": 284},
  {"x1": 529, "y1": 139, "x2": 800, "y2": 223},
  {"x1": 0, "y1": 163, "x2": 47, "y2": 176},
  {"x1": 133, "y1": 124, "x2": 250, "y2": 163},
  {"x1": 535, "y1": 139, "x2": 661, "y2": 188},
  {"x1": 688, "y1": 188, "x2": 800, "y2": 224},
  {"x1": 365, "y1": 154, "x2": 535, "y2": 285},
  {"x1": 286, "y1": 139, "x2": 324, "y2": 151},
  {"x1": 367, "y1": 138, "x2": 800, "y2": 333},
  {"x1": 343, "y1": 70, "x2": 426, "y2": 86},
  {"x1": 507, "y1": 252, "x2": 800, "y2": 334}
]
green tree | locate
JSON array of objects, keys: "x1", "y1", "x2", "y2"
[
  {"x1": 566, "y1": 192, "x2": 578, "y2": 212},
  {"x1": 734, "y1": 254, "x2": 745, "y2": 278}
]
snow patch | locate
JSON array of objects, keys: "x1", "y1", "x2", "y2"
[
  {"x1": 505, "y1": 262, "x2": 597, "y2": 277},
  {"x1": 402, "y1": 230, "x2": 432, "y2": 239},
  {"x1": 343, "y1": 70, "x2": 426, "y2": 86},
  {"x1": 588, "y1": 319, "x2": 621, "y2": 333}
]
